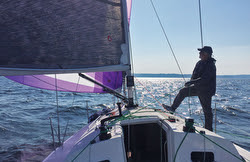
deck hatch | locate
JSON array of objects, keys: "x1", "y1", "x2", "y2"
[
  {"x1": 191, "y1": 151, "x2": 214, "y2": 162},
  {"x1": 122, "y1": 123, "x2": 167, "y2": 162}
]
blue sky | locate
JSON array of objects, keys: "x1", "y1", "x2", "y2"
[{"x1": 129, "y1": 0, "x2": 250, "y2": 75}]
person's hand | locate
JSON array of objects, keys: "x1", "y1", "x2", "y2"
[{"x1": 185, "y1": 81, "x2": 192, "y2": 87}]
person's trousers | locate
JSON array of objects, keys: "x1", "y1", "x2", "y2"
[{"x1": 171, "y1": 86, "x2": 213, "y2": 131}]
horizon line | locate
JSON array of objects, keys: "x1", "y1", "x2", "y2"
[{"x1": 134, "y1": 73, "x2": 250, "y2": 76}]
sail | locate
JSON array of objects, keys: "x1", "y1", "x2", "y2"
[
  {"x1": 0, "y1": 0, "x2": 130, "y2": 76},
  {"x1": 127, "y1": 0, "x2": 132, "y2": 24},
  {"x1": 6, "y1": 72, "x2": 123, "y2": 93}
]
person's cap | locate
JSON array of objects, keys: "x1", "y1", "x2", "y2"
[{"x1": 198, "y1": 46, "x2": 213, "y2": 54}]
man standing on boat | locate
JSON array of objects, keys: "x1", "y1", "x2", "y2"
[{"x1": 163, "y1": 46, "x2": 216, "y2": 131}]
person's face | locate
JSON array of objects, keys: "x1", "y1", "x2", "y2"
[{"x1": 199, "y1": 51, "x2": 209, "y2": 60}]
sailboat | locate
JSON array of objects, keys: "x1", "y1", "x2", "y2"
[{"x1": 0, "y1": 0, "x2": 249, "y2": 161}]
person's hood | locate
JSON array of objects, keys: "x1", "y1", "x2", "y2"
[{"x1": 208, "y1": 57, "x2": 216, "y2": 63}]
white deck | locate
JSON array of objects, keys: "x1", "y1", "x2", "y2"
[{"x1": 44, "y1": 107, "x2": 250, "y2": 162}]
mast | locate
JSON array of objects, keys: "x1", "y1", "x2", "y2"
[{"x1": 122, "y1": 0, "x2": 135, "y2": 108}]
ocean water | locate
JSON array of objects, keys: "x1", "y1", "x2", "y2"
[{"x1": 0, "y1": 76, "x2": 249, "y2": 161}]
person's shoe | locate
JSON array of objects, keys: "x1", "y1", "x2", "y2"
[{"x1": 162, "y1": 104, "x2": 175, "y2": 113}]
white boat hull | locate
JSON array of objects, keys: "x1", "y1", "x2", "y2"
[{"x1": 44, "y1": 106, "x2": 250, "y2": 162}]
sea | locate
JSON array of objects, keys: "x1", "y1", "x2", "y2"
[{"x1": 0, "y1": 76, "x2": 249, "y2": 161}]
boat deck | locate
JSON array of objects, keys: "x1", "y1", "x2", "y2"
[{"x1": 44, "y1": 106, "x2": 250, "y2": 162}]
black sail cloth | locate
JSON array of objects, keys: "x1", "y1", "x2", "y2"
[{"x1": 0, "y1": 0, "x2": 126, "y2": 71}]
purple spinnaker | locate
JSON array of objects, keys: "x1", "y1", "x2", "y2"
[
  {"x1": 6, "y1": 72, "x2": 122, "y2": 93},
  {"x1": 127, "y1": 0, "x2": 132, "y2": 24}
]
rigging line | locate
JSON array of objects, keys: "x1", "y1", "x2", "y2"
[
  {"x1": 71, "y1": 76, "x2": 81, "y2": 107},
  {"x1": 188, "y1": 87, "x2": 191, "y2": 117},
  {"x1": 215, "y1": 102, "x2": 250, "y2": 114},
  {"x1": 174, "y1": 127, "x2": 191, "y2": 162},
  {"x1": 135, "y1": 77, "x2": 163, "y2": 107},
  {"x1": 216, "y1": 130, "x2": 250, "y2": 140},
  {"x1": 127, "y1": 1, "x2": 138, "y2": 104},
  {"x1": 134, "y1": 77, "x2": 187, "y2": 118},
  {"x1": 135, "y1": 78, "x2": 186, "y2": 119},
  {"x1": 198, "y1": 0, "x2": 204, "y2": 47},
  {"x1": 195, "y1": 129, "x2": 244, "y2": 162},
  {"x1": 49, "y1": 117, "x2": 55, "y2": 149},
  {"x1": 134, "y1": 78, "x2": 195, "y2": 119},
  {"x1": 128, "y1": 31, "x2": 139, "y2": 103},
  {"x1": 150, "y1": 0, "x2": 201, "y2": 115},
  {"x1": 55, "y1": 74, "x2": 61, "y2": 145},
  {"x1": 218, "y1": 119, "x2": 250, "y2": 136},
  {"x1": 31, "y1": 75, "x2": 74, "y2": 92},
  {"x1": 133, "y1": 86, "x2": 138, "y2": 105},
  {"x1": 150, "y1": 0, "x2": 186, "y2": 81},
  {"x1": 71, "y1": 131, "x2": 106, "y2": 162},
  {"x1": 128, "y1": 9, "x2": 135, "y2": 76}
]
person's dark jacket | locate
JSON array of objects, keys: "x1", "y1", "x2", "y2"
[{"x1": 190, "y1": 58, "x2": 216, "y2": 96}]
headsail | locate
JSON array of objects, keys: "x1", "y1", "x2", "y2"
[
  {"x1": 6, "y1": 72, "x2": 122, "y2": 93},
  {"x1": 127, "y1": 0, "x2": 132, "y2": 24},
  {"x1": 0, "y1": 0, "x2": 130, "y2": 76}
]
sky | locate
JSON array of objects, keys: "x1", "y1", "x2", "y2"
[{"x1": 128, "y1": 0, "x2": 250, "y2": 75}]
